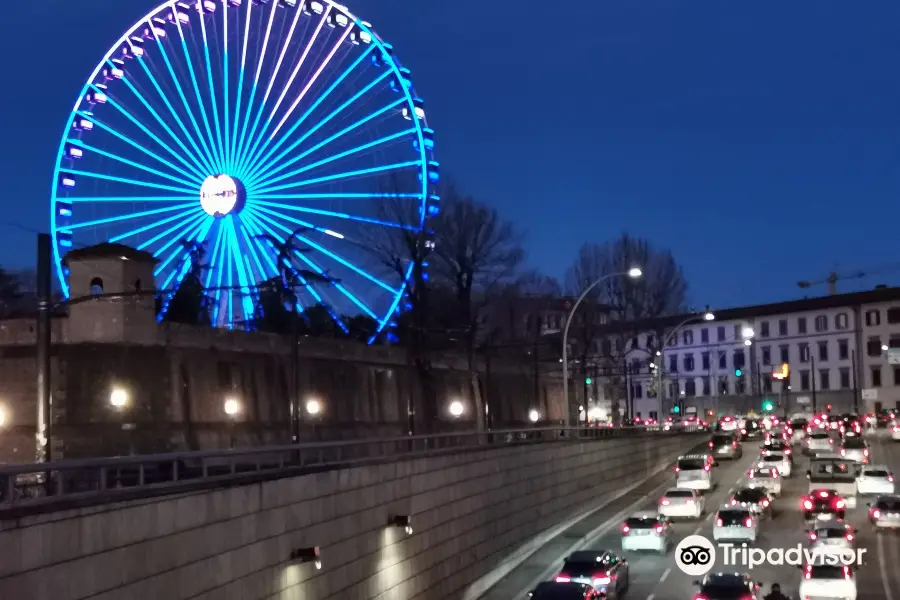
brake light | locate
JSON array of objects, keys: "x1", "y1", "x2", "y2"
[
  {"x1": 803, "y1": 500, "x2": 813, "y2": 510},
  {"x1": 592, "y1": 574, "x2": 611, "y2": 585},
  {"x1": 741, "y1": 429, "x2": 747, "y2": 434},
  {"x1": 763, "y1": 499, "x2": 769, "y2": 507},
  {"x1": 675, "y1": 467, "x2": 680, "y2": 472},
  {"x1": 804, "y1": 568, "x2": 812, "y2": 580},
  {"x1": 844, "y1": 566, "x2": 852, "y2": 580},
  {"x1": 785, "y1": 448, "x2": 792, "y2": 455},
  {"x1": 836, "y1": 500, "x2": 845, "y2": 509},
  {"x1": 694, "y1": 596, "x2": 707, "y2": 600},
  {"x1": 889, "y1": 476, "x2": 894, "y2": 482},
  {"x1": 660, "y1": 498, "x2": 670, "y2": 505},
  {"x1": 555, "y1": 575, "x2": 571, "y2": 582},
  {"x1": 873, "y1": 509, "x2": 881, "y2": 519},
  {"x1": 732, "y1": 441, "x2": 738, "y2": 448},
  {"x1": 819, "y1": 491, "x2": 829, "y2": 498},
  {"x1": 656, "y1": 525, "x2": 664, "y2": 533},
  {"x1": 847, "y1": 533, "x2": 854, "y2": 541},
  {"x1": 772, "y1": 470, "x2": 779, "y2": 478},
  {"x1": 730, "y1": 499, "x2": 737, "y2": 505},
  {"x1": 748, "y1": 470, "x2": 754, "y2": 478},
  {"x1": 704, "y1": 465, "x2": 710, "y2": 471},
  {"x1": 716, "y1": 518, "x2": 723, "y2": 526},
  {"x1": 809, "y1": 532, "x2": 817, "y2": 540},
  {"x1": 622, "y1": 524, "x2": 630, "y2": 534},
  {"x1": 864, "y1": 449, "x2": 869, "y2": 456},
  {"x1": 745, "y1": 517, "x2": 753, "y2": 527}
]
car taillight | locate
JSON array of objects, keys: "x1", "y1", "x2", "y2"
[
  {"x1": 656, "y1": 526, "x2": 663, "y2": 533},
  {"x1": 730, "y1": 499, "x2": 737, "y2": 505},
  {"x1": 716, "y1": 518, "x2": 723, "y2": 526},
  {"x1": 593, "y1": 574, "x2": 611, "y2": 585},
  {"x1": 661, "y1": 498, "x2": 670, "y2": 505},
  {"x1": 840, "y1": 449, "x2": 846, "y2": 456},
  {"x1": 809, "y1": 532, "x2": 817, "y2": 540},
  {"x1": 828, "y1": 438, "x2": 834, "y2": 444},
  {"x1": 622, "y1": 524, "x2": 630, "y2": 534},
  {"x1": 732, "y1": 441, "x2": 738, "y2": 448},
  {"x1": 741, "y1": 429, "x2": 747, "y2": 434},
  {"x1": 844, "y1": 566, "x2": 852, "y2": 580},
  {"x1": 836, "y1": 500, "x2": 845, "y2": 509},
  {"x1": 785, "y1": 448, "x2": 792, "y2": 455},
  {"x1": 804, "y1": 568, "x2": 812, "y2": 580},
  {"x1": 772, "y1": 470, "x2": 779, "y2": 478},
  {"x1": 704, "y1": 465, "x2": 710, "y2": 471},
  {"x1": 803, "y1": 500, "x2": 813, "y2": 510},
  {"x1": 889, "y1": 476, "x2": 894, "y2": 482},
  {"x1": 847, "y1": 533, "x2": 854, "y2": 541},
  {"x1": 675, "y1": 467, "x2": 680, "y2": 472},
  {"x1": 894, "y1": 426, "x2": 899, "y2": 432},
  {"x1": 748, "y1": 471, "x2": 754, "y2": 478},
  {"x1": 864, "y1": 449, "x2": 869, "y2": 456},
  {"x1": 555, "y1": 575, "x2": 571, "y2": 583},
  {"x1": 694, "y1": 596, "x2": 707, "y2": 600},
  {"x1": 873, "y1": 509, "x2": 881, "y2": 519},
  {"x1": 763, "y1": 499, "x2": 770, "y2": 507}
]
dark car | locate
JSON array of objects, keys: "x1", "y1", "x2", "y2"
[
  {"x1": 741, "y1": 419, "x2": 762, "y2": 440},
  {"x1": 530, "y1": 581, "x2": 601, "y2": 599},
  {"x1": 802, "y1": 488, "x2": 846, "y2": 522},
  {"x1": 555, "y1": 550, "x2": 629, "y2": 598},
  {"x1": 691, "y1": 572, "x2": 761, "y2": 600},
  {"x1": 709, "y1": 433, "x2": 742, "y2": 459},
  {"x1": 730, "y1": 487, "x2": 772, "y2": 516}
]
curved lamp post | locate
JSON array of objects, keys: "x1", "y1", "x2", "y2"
[
  {"x1": 561, "y1": 268, "x2": 643, "y2": 428},
  {"x1": 655, "y1": 308, "x2": 715, "y2": 418}
]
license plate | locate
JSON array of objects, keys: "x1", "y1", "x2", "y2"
[
  {"x1": 634, "y1": 530, "x2": 650, "y2": 535},
  {"x1": 819, "y1": 513, "x2": 833, "y2": 520},
  {"x1": 889, "y1": 513, "x2": 900, "y2": 519},
  {"x1": 718, "y1": 448, "x2": 727, "y2": 453}
]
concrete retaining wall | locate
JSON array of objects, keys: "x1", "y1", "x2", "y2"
[{"x1": 0, "y1": 434, "x2": 700, "y2": 600}]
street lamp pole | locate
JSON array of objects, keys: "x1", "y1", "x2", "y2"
[
  {"x1": 656, "y1": 308, "x2": 716, "y2": 419},
  {"x1": 562, "y1": 268, "x2": 642, "y2": 428}
]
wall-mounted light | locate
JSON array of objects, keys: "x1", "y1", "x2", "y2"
[
  {"x1": 528, "y1": 409, "x2": 539, "y2": 423},
  {"x1": 448, "y1": 400, "x2": 464, "y2": 417},
  {"x1": 290, "y1": 546, "x2": 321, "y2": 569},
  {"x1": 109, "y1": 387, "x2": 129, "y2": 408},
  {"x1": 306, "y1": 399, "x2": 322, "y2": 415},
  {"x1": 0, "y1": 404, "x2": 8, "y2": 428},
  {"x1": 389, "y1": 515, "x2": 413, "y2": 535},
  {"x1": 224, "y1": 397, "x2": 241, "y2": 416}
]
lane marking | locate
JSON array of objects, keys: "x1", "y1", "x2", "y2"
[
  {"x1": 692, "y1": 525, "x2": 702, "y2": 535},
  {"x1": 877, "y1": 529, "x2": 896, "y2": 600},
  {"x1": 706, "y1": 512, "x2": 713, "y2": 522},
  {"x1": 660, "y1": 567, "x2": 671, "y2": 583}
]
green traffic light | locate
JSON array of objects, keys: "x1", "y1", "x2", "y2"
[
  {"x1": 735, "y1": 369, "x2": 742, "y2": 377},
  {"x1": 762, "y1": 400, "x2": 774, "y2": 412},
  {"x1": 585, "y1": 377, "x2": 592, "y2": 384},
  {"x1": 673, "y1": 406, "x2": 680, "y2": 413}
]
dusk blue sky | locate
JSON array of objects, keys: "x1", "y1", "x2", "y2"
[{"x1": 3, "y1": 1, "x2": 900, "y2": 309}]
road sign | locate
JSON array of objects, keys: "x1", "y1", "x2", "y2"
[
  {"x1": 889, "y1": 349, "x2": 900, "y2": 365},
  {"x1": 862, "y1": 388, "x2": 878, "y2": 401}
]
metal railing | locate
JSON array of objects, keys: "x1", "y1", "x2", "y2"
[{"x1": 0, "y1": 425, "x2": 704, "y2": 514}]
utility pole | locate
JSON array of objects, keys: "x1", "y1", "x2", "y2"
[
  {"x1": 851, "y1": 349, "x2": 859, "y2": 413},
  {"x1": 35, "y1": 233, "x2": 52, "y2": 463},
  {"x1": 810, "y1": 352, "x2": 817, "y2": 413}
]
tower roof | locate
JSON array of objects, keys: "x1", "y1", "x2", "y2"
[{"x1": 63, "y1": 243, "x2": 158, "y2": 265}]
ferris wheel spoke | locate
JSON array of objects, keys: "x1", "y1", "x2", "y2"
[
  {"x1": 136, "y1": 211, "x2": 207, "y2": 251},
  {"x1": 203, "y1": 220, "x2": 227, "y2": 290},
  {"x1": 240, "y1": 214, "x2": 308, "y2": 315},
  {"x1": 248, "y1": 199, "x2": 416, "y2": 231},
  {"x1": 211, "y1": 219, "x2": 231, "y2": 326},
  {"x1": 251, "y1": 161, "x2": 420, "y2": 195},
  {"x1": 235, "y1": 215, "x2": 273, "y2": 284},
  {"x1": 157, "y1": 216, "x2": 215, "y2": 319},
  {"x1": 155, "y1": 214, "x2": 214, "y2": 278},
  {"x1": 221, "y1": 4, "x2": 231, "y2": 175},
  {"x1": 248, "y1": 128, "x2": 415, "y2": 191},
  {"x1": 150, "y1": 12, "x2": 220, "y2": 175},
  {"x1": 242, "y1": 60, "x2": 385, "y2": 185},
  {"x1": 69, "y1": 195, "x2": 199, "y2": 203},
  {"x1": 171, "y1": 10, "x2": 223, "y2": 173},
  {"x1": 229, "y1": 0, "x2": 254, "y2": 175},
  {"x1": 59, "y1": 168, "x2": 198, "y2": 195},
  {"x1": 75, "y1": 113, "x2": 202, "y2": 184},
  {"x1": 246, "y1": 95, "x2": 403, "y2": 188},
  {"x1": 235, "y1": 3, "x2": 307, "y2": 179},
  {"x1": 66, "y1": 139, "x2": 201, "y2": 189},
  {"x1": 234, "y1": 0, "x2": 279, "y2": 178},
  {"x1": 197, "y1": 7, "x2": 227, "y2": 175},
  {"x1": 97, "y1": 86, "x2": 208, "y2": 182},
  {"x1": 224, "y1": 215, "x2": 255, "y2": 320},
  {"x1": 63, "y1": 201, "x2": 196, "y2": 232},
  {"x1": 247, "y1": 205, "x2": 398, "y2": 295},
  {"x1": 109, "y1": 208, "x2": 204, "y2": 243},
  {"x1": 249, "y1": 192, "x2": 420, "y2": 201}
]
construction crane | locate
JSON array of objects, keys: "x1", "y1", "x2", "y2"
[{"x1": 798, "y1": 263, "x2": 900, "y2": 295}]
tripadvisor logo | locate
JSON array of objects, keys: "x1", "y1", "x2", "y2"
[{"x1": 674, "y1": 535, "x2": 867, "y2": 576}]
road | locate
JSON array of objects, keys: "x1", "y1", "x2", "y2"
[{"x1": 480, "y1": 429, "x2": 900, "y2": 600}]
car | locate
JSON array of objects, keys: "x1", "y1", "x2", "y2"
[
  {"x1": 839, "y1": 414, "x2": 862, "y2": 436},
  {"x1": 839, "y1": 437, "x2": 869, "y2": 464},
  {"x1": 659, "y1": 488, "x2": 705, "y2": 519},
  {"x1": 891, "y1": 420, "x2": 900, "y2": 441},
  {"x1": 798, "y1": 563, "x2": 857, "y2": 600},
  {"x1": 761, "y1": 438, "x2": 793, "y2": 458},
  {"x1": 802, "y1": 489, "x2": 846, "y2": 522},
  {"x1": 747, "y1": 467, "x2": 782, "y2": 495},
  {"x1": 868, "y1": 494, "x2": 900, "y2": 530},
  {"x1": 789, "y1": 418, "x2": 809, "y2": 444},
  {"x1": 805, "y1": 431, "x2": 835, "y2": 456},
  {"x1": 730, "y1": 487, "x2": 773, "y2": 517},
  {"x1": 554, "y1": 551, "x2": 629, "y2": 598},
  {"x1": 530, "y1": 582, "x2": 602, "y2": 599},
  {"x1": 620, "y1": 512, "x2": 670, "y2": 554},
  {"x1": 713, "y1": 507, "x2": 758, "y2": 542},
  {"x1": 691, "y1": 572, "x2": 762, "y2": 600},
  {"x1": 718, "y1": 416, "x2": 739, "y2": 433},
  {"x1": 676, "y1": 454, "x2": 716, "y2": 492},
  {"x1": 741, "y1": 419, "x2": 762, "y2": 440},
  {"x1": 758, "y1": 452, "x2": 792, "y2": 478},
  {"x1": 826, "y1": 415, "x2": 844, "y2": 433},
  {"x1": 709, "y1": 433, "x2": 742, "y2": 459},
  {"x1": 808, "y1": 520, "x2": 856, "y2": 552},
  {"x1": 763, "y1": 429, "x2": 789, "y2": 444},
  {"x1": 857, "y1": 465, "x2": 894, "y2": 495}
]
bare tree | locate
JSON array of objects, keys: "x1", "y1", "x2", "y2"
[{"x1": 430, "y1": 183, "x2": 525, "y2": 431}]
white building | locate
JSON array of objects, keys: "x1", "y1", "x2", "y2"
[{"x1": 859, "y1": 295, "x2": 900, "y2": 412}]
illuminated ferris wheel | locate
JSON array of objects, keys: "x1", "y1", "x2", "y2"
[{"x1": 50, "y1": 0, "x2": 438, "y2": 334}]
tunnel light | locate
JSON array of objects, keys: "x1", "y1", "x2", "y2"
[
  {"x1": 290, "y1": 546, "x2": 321, "y2": 569},
  {"x1": 389, "y1": 515, "x2": 413, "y2": 535}
]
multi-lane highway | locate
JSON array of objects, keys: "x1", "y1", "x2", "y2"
[{"x1": 482, "y1": 429, "x2": 900, "y2": 600}]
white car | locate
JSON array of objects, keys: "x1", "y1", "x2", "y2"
[
  {"x1": 808, "y1": 520, "x2": 855, "y2": 552},
  {"x1": 840, "y1": 438, "x2": 869, "y2": 464},
  {"x1": 747, "y1": 466, "x2": 782, "y2": 495},
  {"x1": 857, "y1": 465, "x2": 895, "y2": 496},
  {"x1": 799, "y1": 563, "x2": 857, "y2": 600},
  {"x1": 713, "y1": 506, "x2": 758, "y2": 542},
  {"x1": 620, "y1": 511, "x2": 670, "y2": 554},
  {"x1": 758, "y1": 452, "x2": 792, "y2": 477},
  {"x1": 891, "y1": 421, "x2": 900, "y2": 441},
  {"x1": 676, "y1": 454, "x2": 715, "y2": 492},
  {"x1": 806, "y1": 431, "x2": 835, "y2": 455},
  {"x1": 659, "y1": 488, "x2": 704, "y2": 519}
]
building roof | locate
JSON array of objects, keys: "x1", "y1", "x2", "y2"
[{"x1": 63, "y1": 243, "x2": 158, "y2": 265}]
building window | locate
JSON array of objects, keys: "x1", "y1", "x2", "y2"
[
  {"x1": 760, "y1": 321, "x2": 770, "y2": 338},
  {"x1": 797, "y1": 317, "x2": 807, "y2": 334},
  {"x1": 763, "y1": 377, "x2": 772, "y2": 393},
  {"x1": 735, "y1": 375, "x2": 746, "y2": 395},
  {"x1": 733, "y1": 349, "x2": 745, "y2": 369},
  {"x1": 866, "y1": 310, "x2": 881, "y2": 327},
  {"x1": 780, "y1": 345, "x2": 789, "y2": 363},
  {"x1": 719, "y1": 376, "x2": 729, "y2": 395},
  {"x1": 685, "y1": 379, "x2": 697, "y2": 396},
  {"x1": 889, "y1": 308, "x2": 900, "y2": 324},
  {"x1": 838, "y1": 339, "x2": 849, "y2": 361},
  {"x1": 701, "y1": 352, "x2": 710, "y2": 370},
  {"x1": 634, "y1": 383, "x2": 643, "y2": 398},
  {"x1": 684, "y1": 330, "x2": 693, "y2": 345},
  {"x1": 872, "y1": 367, "x2": 882, "y2": 387},
  {"x1": 800, "y1": 370, "x2": 810, "y2": 391},
  {"x1": 835, "y1": 313, "x2": 848, "y2": 330},
  {"x1": 631, "y1": 337, "x2": 639, "y2": 349},
  {"x1": 669, "y1": 355, "x2": 678, "y2": 372},
  {"x1": 668, "y1": 335, "x2": 676, "y2": 347},
  {"x1": 717, "y1": 326, "x2": 726, "y2": 342},
  {"x1": 840, "y1": 368, "x2": 851, "y2": 389},
  {"x1": 895, "y1": 367, "x2": 900, "y2": 387},
  {"x1": 90, "y1": 277, "x2": 104, "y2": 295},
  {"x1": 646, "y1": 334, "x2": 655, "y2": 348},
  {"x1": 799, "y1": 344, "x2": 810, "y2": 363},
  {"x1": 684, "y1": 354, "x2": 695, "y2": 372},
  {"x1": 819, "y1": 370, "x2": 830, "y2": 390},
  {"x1": 615, "y1": 338, "x2": 624, "y2": 353},
  {"x1": 778, "y1": 319, "x2": 788, "y2": 336},
  {"x1": 718, "y1": 351, "x2": 727, "y2": 369},
  {"x1": 761, "y1": 346, "x2": 771, "y2": 366},
  {"x1": 631, "y1": 358, "x2": 642, "y2": 373},
  {"x1": 702, "y1": 377, "x2": 710, "y2": 395},
  {"x1": 700, "y1": 328, "x2": 709, "y2": 344},
  {"x1": 867, "y1": 337, "x2": 882, "y2": 358},
  {"x1": 814, "y1": 315, "x2": 827, "y2": 332},
  {"x1": 733, "y1": 324, "x2": 741, "y2": 340},
  {"x1": 818, "y1": 341, "x2": 828, "y2": 362},
  {"x1": 669, "y1": 382, "x2": 679, "y2": 398}
]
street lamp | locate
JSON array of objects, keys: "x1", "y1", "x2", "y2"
[
  {"x1": 306, "y1": 398, "x2": 322, "y2": 416},
  {"x1": 109, "y1": 387, "x2": 129, "y2": 409},
  {"x1": 528, "y1": 409, "x2": 540, "y2": 423},
  {"x1": 224, "y1": 397, "x2": 241, "y2": 416},
  {"x1": 562, "y1": 268, "x2": 643, "y2": 427},
  {"x1": 449, "y1": 400, "x2": 464, "y2": 418},
  {"x1": 656, "y1": 307, "x2": 715, "y2": 418},
  {"x1": 0, "y1": 404, "x2": 8, "y2": 428}
]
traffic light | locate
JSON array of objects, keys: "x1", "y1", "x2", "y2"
[
  {"x1": 734, "y1": 369, "x2": 743, "y2": 377},
  {"x1": 673, "y1": 405, "x2": 681, "y2": 413},
  {"x1": 762, "y1": 399, "x2": 774, "y2": 412},
  {"x1": 585, "y1": 377, "x2": 592, "y2": 385}
]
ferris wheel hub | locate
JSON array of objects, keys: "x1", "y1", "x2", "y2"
[{"x1": 199, "y1": 174, "x2": 245, "y2": 218}]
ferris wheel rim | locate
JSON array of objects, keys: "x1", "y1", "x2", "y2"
[{"x1": 49, "y1": 0, "x2": 434, "y2": 337}]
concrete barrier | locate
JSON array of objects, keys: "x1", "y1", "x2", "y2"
[{"x1": 0, "y1": 433, "x2": 700, "y2": 600}]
